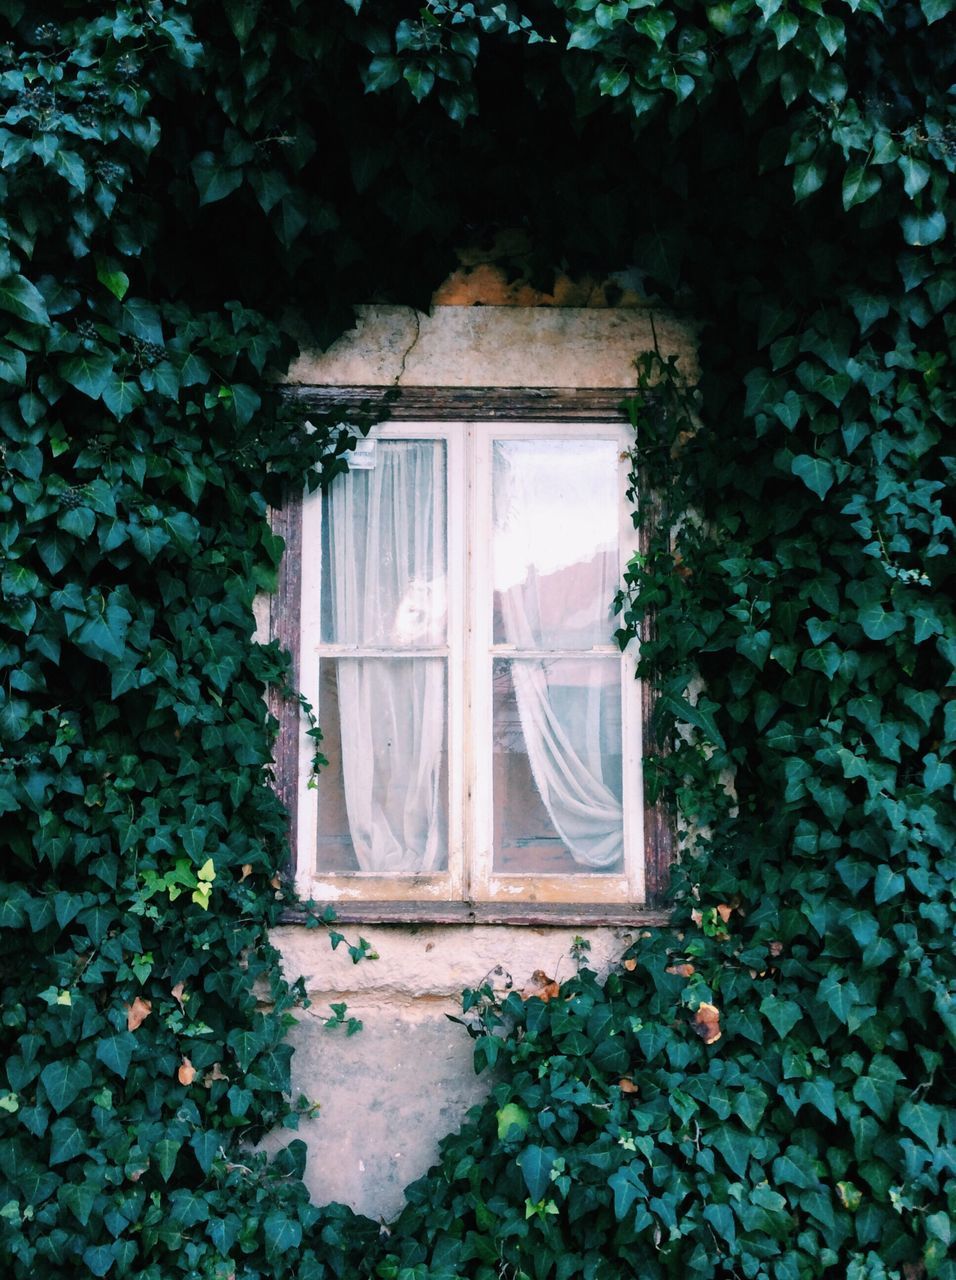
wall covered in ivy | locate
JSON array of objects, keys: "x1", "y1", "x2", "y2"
[{"x1": 0, "y1": 3, "x2": 953, "y2": 1279}]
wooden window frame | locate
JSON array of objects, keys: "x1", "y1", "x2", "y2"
[{"x1": 272, "y1": 386, "x2": 674, "y2": 927}]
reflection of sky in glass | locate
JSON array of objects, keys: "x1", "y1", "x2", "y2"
[{"x1": 493, "y1": 440, "x2": 618, "y2": 592}]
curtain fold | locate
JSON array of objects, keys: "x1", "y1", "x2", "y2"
[
  {"x1": 494, "y1": 441, "x2": 623, "y2": 869},
  {"x1": 327, "y1": 441, "x2": 446, "y2": 873}
]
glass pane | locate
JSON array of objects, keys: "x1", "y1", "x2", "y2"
[
  {"x1": 493, "y1": 657, "x2": 623, "y2": 875},
  {"x1": 493, "y1": 439, "x2": 619, "y2": 648},
  {"x1": 322, "y1": 439, "x2": 447, "y2": 646},
  {"x1": 316, "y1": 658, "x2": 448, "y2": 874}
]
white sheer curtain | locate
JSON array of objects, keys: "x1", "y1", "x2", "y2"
[
  {"x1": 494, "y1": 441, "x2": 624, "y2": 869},
  {"x1": 327, "y1": 441, "x2": 446, "y2": 873}
]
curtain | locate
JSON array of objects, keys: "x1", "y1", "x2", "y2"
[
  {"x1": 494, "y1": 441, "x2": 624, "y2": 869},
  {"x1": 327, "y1": 441, "x2": 446, "y2": 873}
]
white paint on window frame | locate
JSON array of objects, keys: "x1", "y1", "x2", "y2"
[{"x1": 296, "y1": 419, "x2": 642, "y2": 906}]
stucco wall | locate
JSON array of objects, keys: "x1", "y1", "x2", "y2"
[
  {"x1": 271, "y1": 924, "x2": 641, "y2": 1220},
  {"x1": 272, "y1": 288, "x2": 695, "y2": 1220}
]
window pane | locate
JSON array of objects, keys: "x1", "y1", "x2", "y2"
[
  {"x1": 493, "y1": 657, "x2": 622, "y2": 874},
  {"x1": 493, "y1": 439, "x2": 619, "y2": 648},
  {"x1": 316, "y1": 658, "x2": 448, "y2": 874},
  {"x1": 322, "y1": 439, "x2": 447, "y2": 646}
]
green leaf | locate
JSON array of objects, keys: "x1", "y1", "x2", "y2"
[
  {"x1": 95, "y1": 259, "x2": 130, "y2": 302},
  {"x1": 517, "y1": 1145, "x2": 556, "y2": 1203},
  {"x1": 857, "y1": 602, "x2": 905, "y2": 641},
  {"x1": 403, "y1": 64, "x2": 435, "y2": 103},
  {"x1": 363, "y1": 55, "x2": 401, "y2": 93},
  {"x1": 82, "y1": 1244, "x2": 116, "y2": 1277},
  {"x1": 791, "y1": 454, "x2": 835, "y2": 499},
  {"x1": 264, "y1": 1210, "x2": 303, "y2": 1257},
  {"x1": 39, "y1": 1059, "x2": 92, "y2": 1113},
  {"x1": 154, "y1": 1138, "x2": 182, "y2": 1182},
  {"x1": 922, "y1": 753, "x2": 953, "y2": 793},
  {"x1": 0, "y1": 274, "x2": 50, "y2": 327},
  {"x1": 842, "y1": 165, "x2": 881, "y2": 210},
  {"x1": 0, "y1": 343, "x2": 26, "y2": 386},
  {"x1": 95, "y1": 1033, "x2": 135, "y2": 1080},
  {"x1": 191, "y1": 151, "x2": 244, "y2": 205},
  {"x1": 817, "y1": 973, "x2": 857, "y2": 1025},
  {"x1": 920, "y1": 0, "x2": 953, "y2": 23},
  {"x1": 902, "y1": 210, "x2": 946, "y2": 246},
  {"x1": 799, "y1": 1078, "x2": 837, "y2": 1122},
  {"x1": 37, "y1": 531, "x2": 75, "y2": 575},
  {"x1": 760, "y1": 996, "x2": 802, "y2": 1039},
  {"x1": 496, "y1": 1102, "x2": 530, "y2": 1140},
  {"x1": 224, "y1": 0, "x2": 259, "y2": 43},
  {"x1": 793, "y1": 160, "x2": 826, "y2": 202},
  {"x1": 102, "y1": 375, "x2": 145, "y2": 419},
  {"x1": 899, "y1": 1099, "x2": 941, "y2": 1146},
  {"x1": 49, "y1": 1116, "x2": 87, "y2": 1165},
  {"x1": 59, "y1": 353, "x2": 114, "y2": 400},
  {"x1": 899, "y1": 155, "x2": 931, "y2": 198}
]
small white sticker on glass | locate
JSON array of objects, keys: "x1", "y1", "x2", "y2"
[{"x1": 347, "y1": 439, "x2": 377, "y2": 469}]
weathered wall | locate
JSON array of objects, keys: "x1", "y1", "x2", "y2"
[
  {"x1": 271, "y1": 924, "x2": 642, "y2": 1221},
  {"x1": 272, "y1": 270, "x2": 695, "y2": 1220}
]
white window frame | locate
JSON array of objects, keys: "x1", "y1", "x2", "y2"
[{"x1": 294, "y1": 418, "x2": 643, "y2": 907}]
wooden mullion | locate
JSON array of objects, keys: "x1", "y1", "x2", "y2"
[
  {"x1": 638, "y1": 482, "x2": 675, "y2": 907},
  {"x1": 269, "y1": 497, "x2": 303, "y2": 874}
]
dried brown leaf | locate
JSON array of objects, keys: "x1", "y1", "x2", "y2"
[
  {"x1": 520, "y1": 970, "x2": 561, "y2": 1002},
  {"x1": 126, "y1": 996, "x2": 152, "y2": 1032},
  {"x1": 240, "y1": 864, "x2": 252, "y2": 881},
  {"x1": 692, "y1": 1002, "x2": 722, "y2": 1045},
  {"x1": 171, "y1": 981, "x2": 185, "y2": 1008},
  {"x1": 666, "y1": 963, "x2": 695, "y2": 978},
  {"x1": 622, "y1": 958, "x2": 637, "y2": 972},
  {"x1": 716, "y1": 903, "x2": 732, "y2": 923},
  {"x1": 203, "y1": 1062, "x2": 228, "y2": 1088},
  {"x1": 619, "y1": 1077, "x2": 639, "y2": 1094},
  {"x1": 178, "y1": 1057, "x2": 196, "y2": 1086}
]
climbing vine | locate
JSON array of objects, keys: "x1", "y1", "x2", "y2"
[{"x1": 0, "y1": 2, "x2": 953, "y2": 1280}]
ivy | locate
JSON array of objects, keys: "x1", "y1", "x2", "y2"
[{"x1": 0, "y1": 1, "x2": 953, "y2": 1279}]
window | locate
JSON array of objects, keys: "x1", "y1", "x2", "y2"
[{"x1": 272, "y1": 390, "x2": 672, "y2": 922}]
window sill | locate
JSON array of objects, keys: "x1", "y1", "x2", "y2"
[{"x1": 278, "y1": 900, "x2": 670, "y2": 928}]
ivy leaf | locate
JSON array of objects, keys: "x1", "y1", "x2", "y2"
[
  {"x1": 154, "y1": 1138, "x2": 182, "y2": 1182},
  {"x1": 899, "y1": 155, "x2": 931, "y2": 198},
  {"x1": 922, "y1": 753, "x2": 953, "y2": 793},
  {"x1": 95, "y1": 1033, "x2": 136, "y2": 1080},
  {"x1": 899, "y1": 1099, "x2": 941, "y2": 1146},
  {"x1": 82, "y1": 1244, "x2": 116, "y2": 1277},
  {"x1": 39, "y1": 1059, "x2": 92, "y2": 1113},
  {"x1": 264, "y1": 1210, "x2": 303, "y2": 1257},
  {"x1": 791, "y1": 454, "x2": 835, "y2": 500},
  {"x1": 857, "y1": 602, "x2": 905, "y2": 641},
  {"x1": 497, "y1": 1103, "x2": 530, "y2": 1140},
  {"x1": 920, "y1": 0, "x2": 953, "y2": 22},
  {"x1": 793, "y1": 160, "x2": 826, "y2": 202},
  {"x1": 517, "y1": 1145, "x2": 556, "y2": 1203},
  {"x1": 59, "y1": 353, "x2": 114, "y2": 400},
  {"x1": 0, "y1": 274, "x2": 50, "y2": 327},
  {"x1": 191, "y1": 151, "x2": 244, "y2": 205},
  {"x1": 95, "y1": 259, "x2": 129, "y2": 302},
  {"x1": 102, "y1": 375, "x2": 145, "y2": 420},
  {"x1": 842, "y1": 165, "x2": 880, "y2": 210},
  {"x1": 0, "y1": 343, "x2": 26, "y2": 385},
  {"x1": 760, "y1": 996, "x2": 802, "y2": 1039},
  {"x1": 403, "y1": 64, "x2": 435, "y2": 102},
  {"x1": 49, "y1": 1116, "x2": 87, "y2": 1165},
  {"x1": 902, "y1": 210, "x2": 946, "y2": 246},
  {"x1": 816, "y1": 973, "x2": 857, "y2": 1025}
]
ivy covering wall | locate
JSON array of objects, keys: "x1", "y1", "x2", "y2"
[{"x1": 0, "y1": 3, "x2": 953, "y2": 1279}]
